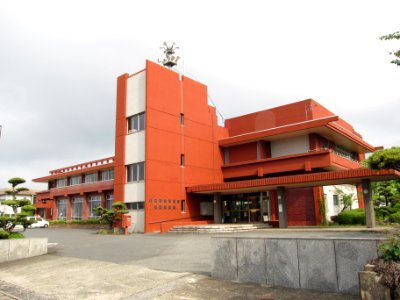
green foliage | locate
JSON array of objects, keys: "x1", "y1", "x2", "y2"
[
  {"x1": 380, "y1": 31, "x2": 400, "y2": 66},
  {"x1": 9, "y1": 232, "x2": 25, "y2": 239},
  {"x1": 8, "y1": 177, "x2": 26, "y2": 187},
  {"x1": 21, "y1": 205, "x2": 36, "y2": 215},
  {"x1": 334, "y1": 186, "x2": 355, "y2": 212},
  {"x1": 5, "y1": 177, "x2": 28, "y2": 200},
  {"x1": 379, "y1": 233, "x2": 400, "y2": 262},
  {"x1": 372, "y1": 181, "x2": 400, "y2": 207},
  {"x1": 336, "y1": 209, "x2": 366, "y2": 225},
  {"x1": 97, "y1": 229, "x2": 112, "y2": 235},
  {"x1": 363, "y1": 147, "x2": 400, "y2": 171},
  {"x1": 389, "y1": 212, "x2": 400, "y2": 223},
  {"x1": 93, "y1": 201, "x2": 129, "y2": 230},
  {"x1": 375, "y1": 206, "x2": 396, "y2": 221},
  {"x1": 0, "y1": 229, "x2": 10, "y2": 239},
  {"x1": 49, "y1": 220, "x2": 67, "y2": 224},
  {"x1": 0, "y1": 178, "x2": 35, "y2": 233},
  {"x1": 319, "y1": 198, "x2": 328, "y2": 225}
]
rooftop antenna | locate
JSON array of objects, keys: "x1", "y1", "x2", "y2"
[{"x1": 159, "y1": 42, "x2": 180, "y2": 68}]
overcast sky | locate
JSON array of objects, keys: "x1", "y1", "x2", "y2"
[{"x1": 1, "y1": 0, "x2": 399, "y2": 190}]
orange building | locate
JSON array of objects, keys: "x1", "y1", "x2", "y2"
[{"x1": 34, "y1": 60, "x2": 383, "y2": 232}]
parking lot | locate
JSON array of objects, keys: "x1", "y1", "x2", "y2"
[{"x1": 0, "y1": 227, "x2": 388, "y2": 299}]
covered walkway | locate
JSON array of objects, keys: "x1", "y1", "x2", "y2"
[{"x1": 187, "y1": 168, "x2": 400, "y2": 228}]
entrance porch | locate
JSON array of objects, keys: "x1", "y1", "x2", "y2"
[{"x1": 188, "y1": 168, "x2": 400, "y2": 228}]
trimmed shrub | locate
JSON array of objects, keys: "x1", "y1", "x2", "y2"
[
  {"x1": 49, "y1": 220, "x2": 67, "y2": 225},
  {"x1": 336, "y1": 209, "x2": 366, "y2": 225},
  {"x1": 0, "y1": 229, "x2": 10, "y2": 239}
]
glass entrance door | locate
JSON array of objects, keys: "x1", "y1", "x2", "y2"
[{"x1": 222, "y1": 193, "x2": 261, "y2": 223}]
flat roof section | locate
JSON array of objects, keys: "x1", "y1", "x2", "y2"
[{"x1": 186, "y1": 168, "x2": 400, "y2": 194}]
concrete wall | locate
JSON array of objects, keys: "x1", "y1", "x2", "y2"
[
  {"x1": 211, "y1": 237, "x2": 380, "y2": 295},
  {"x1": 270, "y1": 135, "x2": 309, "y2": 158},
  {"x1": 0, "y1": 238, "x2": 47, "y2": 263}
]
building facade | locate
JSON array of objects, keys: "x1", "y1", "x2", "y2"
[{"x1": 34, "y1": 60, "x2": 379, "y2": 232}]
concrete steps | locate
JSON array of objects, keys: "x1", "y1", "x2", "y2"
[{"x1": 168, "y1": 223, "x2": 271, "y2": 233}]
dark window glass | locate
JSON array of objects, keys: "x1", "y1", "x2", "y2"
[
  {"x1": 126, "y1": 162, "x2": 145, "y2": 182},
  {"x1": 181, "y1": 200, "x2": 186, "y2": 212},
  {"x1": 127, "y1": 112, "x2": 145, "y2": 133}
]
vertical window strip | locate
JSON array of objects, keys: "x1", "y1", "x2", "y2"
[
  {"x1": 128, "y1": 112, "x2": 146, "y2": 133},
  {"x1": 127, "y1": 162, "x2": 145, "y2": 182}
]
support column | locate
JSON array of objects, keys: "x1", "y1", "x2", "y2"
[
  {"x1": 362, "y1": 179, "x2": 376, "y2": 228},
  {"x1": 213, "y1": 193, "x2": 222, "y2": 224},
  {"x1": 66, "y1": 196, "x2": 72, "y2": 221},
  {"x1": 277, "y1": 186, "x2": 288, "y2": 228},
  {"x1": 83, "y1": 194, "x2": 89, "y2": 220}
]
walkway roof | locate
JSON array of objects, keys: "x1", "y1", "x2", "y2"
[{"x1": 187, "y1": 169, "x2": 400, "y2": 195}]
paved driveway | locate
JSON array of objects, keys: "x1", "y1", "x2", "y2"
[
  {"x1": 24, "y1": 227, "x2": 388, "y2": 275},
  {"x1": 0, "y1": 228, "x2": 386, "y2": 299}
]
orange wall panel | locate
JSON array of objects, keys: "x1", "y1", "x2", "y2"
[
  {"x1": 229, "y1": 142, "x2": 258, "y2": 163},
  {"x1": 114, "y1": 73, "x2": 129, "y2": 202},
  {"x1": 146, "y1": 108, "x2": 180, "y2": 134},
  {"x1": 144, "y1": 61, "x2": 227, "y2": 232}
]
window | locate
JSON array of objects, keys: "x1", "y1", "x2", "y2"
[
  {"x1": 333, "y1": 194, "x2": 339, "y2": 206},
  {"x1": 106, "y1": 194, "x2": 113, "y2": 210},
  {"x1": 127, "y1": 162, "x2": 145, "y2": 182},
  {"x1": 180, "y1": 113, "x2": 184, "y2": 125},
  {"x1": 70, "y1": 175, "x2": 82, "y2": 185},
  {"x1": 181, "y1": 199, "x2": 186, "y2": 213},
  {"x1": 85, "y1": 173, "x2": 98, "y2": 183},
  {"x1": 101, "y1": 169, "x2": 114, "y2": 181},
  {"x1": 56, "y1": 178, "x2": 67, "y2": 188},
  {"x1": 126, "y1": 201, "x2": 145, "y2": 210},
  {"x1": 72, "y1": 197, "x2": 83, "y2": 220},
  {"x1": 127, "y1": 112, "x2": 145, "y2": 133},
  {"x1": 88, "y1": 195, "x2": 101, "y2": 218},
  {"x1": 57, "y1": 198, "x2": 67, "y2": 220},
  {"x1": 180, "y1": 154, "x2": 185, "y2": 166}
]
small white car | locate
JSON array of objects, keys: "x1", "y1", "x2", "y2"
[{"x1": 27, "y1": 216, "x2": 50, "y2": 228}]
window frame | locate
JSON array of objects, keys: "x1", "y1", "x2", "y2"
[
  {"x1": 127, "y1": 112, "x2": 146, "y2": 134},
  {"x1": 127, "y1": 162, "x2": 145, "y2": 182}
]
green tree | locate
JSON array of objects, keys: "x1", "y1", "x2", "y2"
[
  {"x1": 380, "y1": 31, "x2": 400, "y2": 66},
  {"x1": 93, "y1": 201, "x2": 129, "y2": 230},
  {"x1": 0, "y1": 177, "x2": 35, "y2": 232},
  {"x1": 372, "y1": 181, "x2": 400, "y2": 207},
  {"x1": 4, "y1": 177, "x2": 29, "y2": 201},
  {"x1": 363, "y1": 147, "x2": 400, "y2": 172},
  {"x1": 334, "y1": 186, "x2": 355, "y2": 212}
]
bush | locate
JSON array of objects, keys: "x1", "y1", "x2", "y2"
[
  {"x1": 336, "y1": 209, "x2": 366, "y2": 225},
  {"x1": 375, "y1": 206, "x2": 396, "y2": 221},
  {"x1": 389, "y1": 212, "x2": 400, "y2": 223},
  {"x1": 9, "y1": 232, "x2": 24, "y2": 239},
  {"x1": 0, "y1": 229, "x2": 10, "y2": 239},
  {"x1": 49, "y1": 220, "x2": 67, "y2": 224}
]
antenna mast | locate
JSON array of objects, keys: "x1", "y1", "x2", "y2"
[{"x1": 159, "y1": 42, "x2": 180, "y2": 68}]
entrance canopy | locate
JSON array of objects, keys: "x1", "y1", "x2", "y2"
[{"x1": 187, "y1": 169, "x2": 400, "y2": 195}]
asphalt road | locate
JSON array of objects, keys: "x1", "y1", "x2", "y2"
[
  {"x1": 1, "y1": 228, "x2": 384, "y2": 299},
  {"x1": 24, "y1": 227, "x2": 389, "y2": 275}
]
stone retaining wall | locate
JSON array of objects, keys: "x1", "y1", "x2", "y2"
[
  {"x1": 0, "y1": 238, "x2": 48, "y2": 263},
  {"x1": 211, "y1": 237, "x2": 381, "y2": 295}
]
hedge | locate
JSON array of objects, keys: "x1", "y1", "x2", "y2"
[{"x1": 336, "y1": 209, "x2": 366, "y2": 225}]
